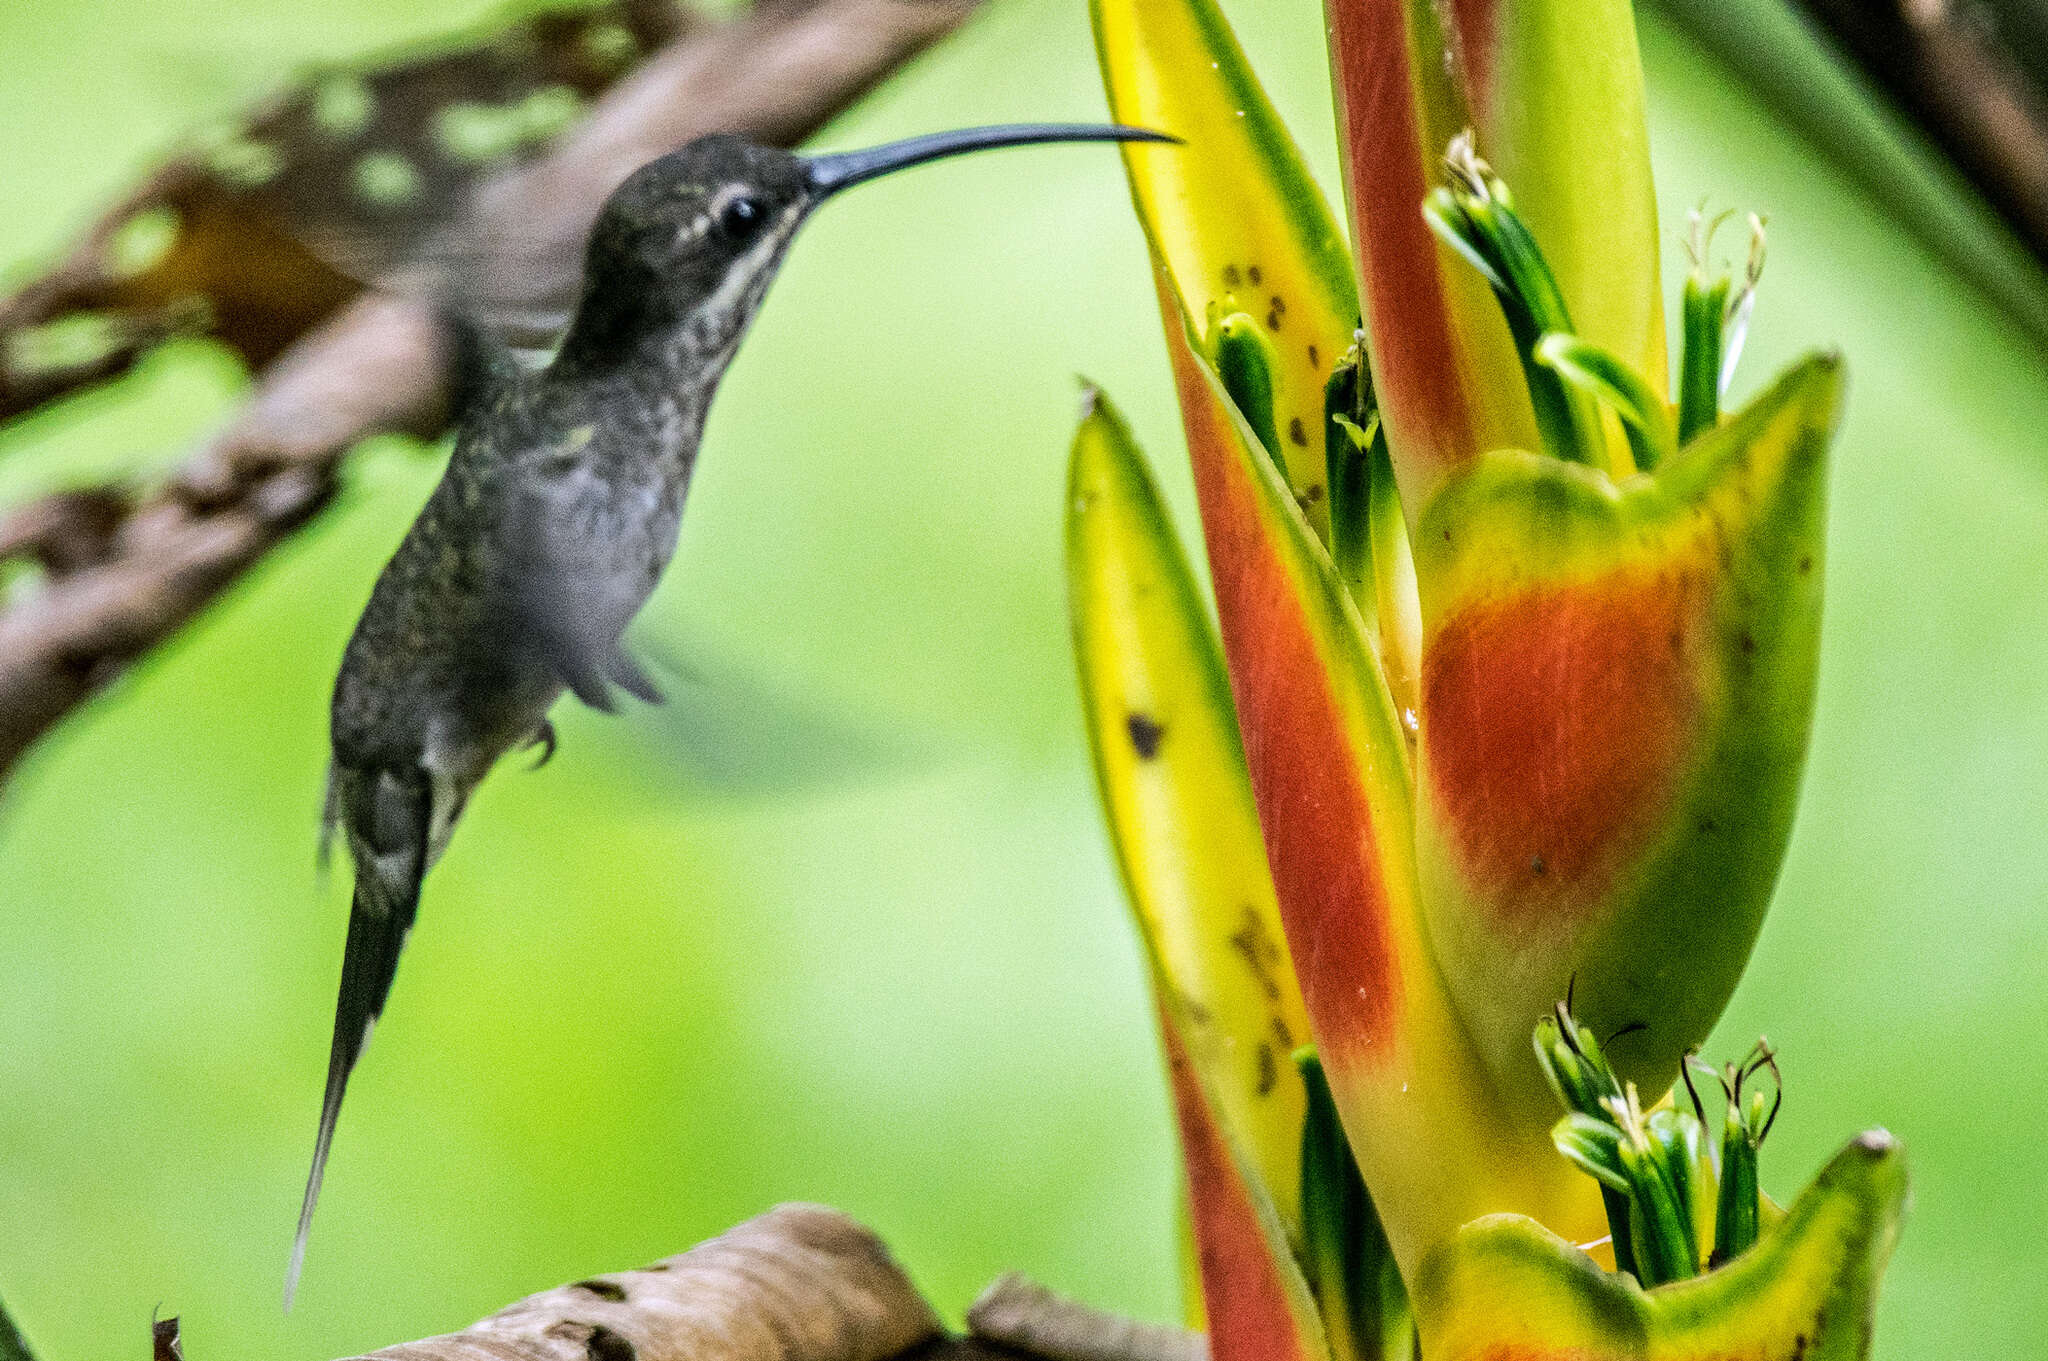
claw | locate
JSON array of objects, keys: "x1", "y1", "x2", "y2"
[{"x1": 525, "y1": 719, "x2": 558, "y2": 769}]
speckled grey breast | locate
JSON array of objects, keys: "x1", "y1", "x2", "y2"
[{"x1": 329, "y1": 358, "x2": 704, "y2": 779}]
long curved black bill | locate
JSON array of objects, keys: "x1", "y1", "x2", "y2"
[{"x1": 805, "y1": 123, "x2": 1176, "y2": 197}]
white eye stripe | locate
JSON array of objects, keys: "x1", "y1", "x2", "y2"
[{"x1": 667, "y1": 189, "x2": 799, "y2": 252}]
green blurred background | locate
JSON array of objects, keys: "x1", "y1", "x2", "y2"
[{"x1": 0, "y1": 1, "x2": 2043, "y2": 1356}]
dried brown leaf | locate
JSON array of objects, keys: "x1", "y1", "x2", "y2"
[{"x1": 152, "y1": 1315, "x2": 182, "y2": 1361}]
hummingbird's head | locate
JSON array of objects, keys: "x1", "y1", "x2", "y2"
[
  {"x1": 557, "y1": 123, "x2": 1176, "y2": 372},
  {"x1": 561, "y1": 134, "x2": 811, "y2": 368}
]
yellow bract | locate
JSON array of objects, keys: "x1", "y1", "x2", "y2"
[
  {"x1": 1092, "y1": 0, "x2": 1357, "y2": 538},
  {"x1": 1410, "y1": 355, "x2": 1841, "y2": 1120},
  {"x1": 1067, "y1": 389, "x2": 1313, "y2": 1238},
  {"x1": 1412, "y1": 1132, "x2": 1907, "y2": 1361}
]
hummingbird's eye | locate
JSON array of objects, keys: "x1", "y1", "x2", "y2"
[{"x1": 716, "y1": 195, "x2": 763, "y2": 241}]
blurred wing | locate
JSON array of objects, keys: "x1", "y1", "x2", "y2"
[
  {"x1": 0, "y1": 0, "x2": 683, "y2": 421},
  {"x1": 394, "y1": 233, "x2": 580, "y2": 364},
  {"x1": 242, "y1": 0, "x2": 689, "y2": 362},
  {"x1": 500, "y1": 463, "x2": 667, "y2": 713}
]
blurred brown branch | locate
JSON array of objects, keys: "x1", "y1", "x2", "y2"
[
  {"x1": 1795, "y1": 0, "x2": 2048, "y2": 268},
  {"x1": 0, "y1": 0, "x2": 979, "y2": 785},
  {"x1": 965, "y1": 1277, "x2": 1204, "y2": 1361},
  {"x1": 0, "y1": 0, "x2": 693, "y2": 422}
]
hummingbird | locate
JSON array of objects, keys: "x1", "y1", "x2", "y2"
[{"x1": 290, "y1": 121, "x2": 1173, "y2": 1302}]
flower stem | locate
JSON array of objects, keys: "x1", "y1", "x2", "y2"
[{"x1": 1678, "y1": 208, "x2": 1768, "y2": 445}]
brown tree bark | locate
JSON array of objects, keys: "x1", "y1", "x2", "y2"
[
  {"x1": 3, "y1": 1206, "x2": 1204, "y2": 1361},
  {"x1": 340, "y1": 1207, "x2": 1199, "y2": 1361},
  {"x1": 347, "y1": 1206, "x2": 944, "y2": 1361}
]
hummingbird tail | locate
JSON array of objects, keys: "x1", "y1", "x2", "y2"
[{"x1": 287, "y1": 777, "x2": 428, "y2": 1309}]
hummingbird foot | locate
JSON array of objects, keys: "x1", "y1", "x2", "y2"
[{"x1": 525, "y1": 720, "x2": 559, "y2": 769}]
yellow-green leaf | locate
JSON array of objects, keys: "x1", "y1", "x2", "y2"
[{"x1": 1464, "y1": 0, "x2": 1667, "y2": 396}]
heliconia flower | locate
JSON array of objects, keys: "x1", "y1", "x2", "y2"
[
  {"x1": 1072, "y1": 0, "x2": 1900, "y2": 1353},
  {"x1": 1066, "y1": 361, "x2": 1894, "y2": 1360}
]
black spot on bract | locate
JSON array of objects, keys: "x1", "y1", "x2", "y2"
[
  {"x1": 1126, "y1": 711, "x2": 1165, "y2": 759},
  {"x1": 1230, "y1": 907, "x2": 1285, "y2": 1002}
]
